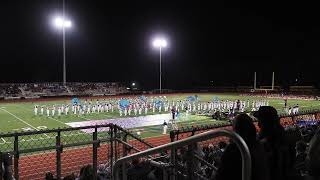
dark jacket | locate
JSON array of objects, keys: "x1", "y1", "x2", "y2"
[
  {"x1": 215, "y1": 142, "x2": 270, "y2": 180},
  {"x1": 306, "y1": 128, "x2": 320, "y2": 177}
]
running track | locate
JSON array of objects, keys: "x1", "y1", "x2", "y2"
[
  {"x1": 18, "y1": 135, "x2": 172, "y2": 180},
  {"x1": 17, "y1": 126, "x2": 235, "y2": 180}
]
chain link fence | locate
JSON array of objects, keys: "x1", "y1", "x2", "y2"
[
  {"x1": 170, "y1": 110, "x2": 320, "y2": 145},
  {"x1": 0, "y1": 124, "x2": 155, "y2": 180}
]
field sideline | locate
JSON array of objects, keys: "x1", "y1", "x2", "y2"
[
  {"x1": 1, "y1": 93, "x2": 319, "y2": 133},
  {"x1": 0, "y1": 93, "x2": 319, "y2": 150}
]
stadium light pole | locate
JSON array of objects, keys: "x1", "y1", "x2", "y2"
[
  {"x1": 152, "y1": 38, "x2": 167, "y2": 93},
  {"x1": 51, "y1": 0, "x2": 72, "y2": 85}
]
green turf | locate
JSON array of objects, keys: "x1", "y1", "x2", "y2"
[{"x1": 0, "y1": 93, "x2": 319, "y2": 152}]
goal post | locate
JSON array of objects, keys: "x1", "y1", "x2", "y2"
[{"x1": 254, "y1": 72, "x2": 275, "y2": 91}]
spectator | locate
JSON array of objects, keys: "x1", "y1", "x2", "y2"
[
  {"x1": 218, "y1": 141, "x2": 227, "y2": 152},
  {"x1": 78, "y1": 165, "x2": 93, "y2": 180},
  {"x1": 306, "y1": 128, "x2": 320, "y2": 179},
  {"x1": 207, "y1": 142, "x2": 225, "y2": 167},
  {"x1": 254, "y1": 106, "x2": 290, "y2": 180},
  {"x1": 294, "y1": 141, "x2": 307, "y2": 176},
  {"x1": 127, "y1": 158, "x2": 151, "y2": 180},
  {"x1": 63, "y1": 173, "x2": 76, "y2": 180},
  {"x1": 97, "y1": 163, "x2": 111, "y2": 180},
  {"x1": 45, "y1": 172, "x2": 55, "y2": 180},
  {"x1": 215, "y1": 113, "x2": 270, "y2": 180}
]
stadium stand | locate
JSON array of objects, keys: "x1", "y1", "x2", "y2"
[
  {"x1": 1, "y1": 83, "x2": 319, "y2": 101},
  {"x1": 0, "y1": 82, "x2": 129, "y2": 99},
  {"x1": 289, "y1": 86, "x2": 319, "y2": 95},
  {"x1": 240, "y1": 92, "x2": 318, "y2": 100},
  {"x1": 0, "y1": 84, "x2": 23, "y2": 99}
]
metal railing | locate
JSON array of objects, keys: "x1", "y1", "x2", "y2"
[
  {"x1": 0, "y1": 124, "x2": 153, "y2": 180},
  {"x1": 170, "y1": 111, "x2": 320, "y2": 142},
  {"x1": 112, "y1": 129, "x2": 252, "y2": 180}
]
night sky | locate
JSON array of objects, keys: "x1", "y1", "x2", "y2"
[{"x1": 1, "y1": 0, "x2": 320, "y2": 89}]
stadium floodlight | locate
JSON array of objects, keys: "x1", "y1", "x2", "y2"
[
  {"x1": 51, "y1": 15, "x2": 72, "y2": 86},
  {"x1": 153, "y1": 38, "x2": 167, "y2": 48},
  {"x1": 132, "y1": 82, "x2": 136, "y2": 86},
  {"x1": 52, "y1": 17, "x2": 72, "y2": 29},
  {"x1": 152, "y1": 37, "x2": 168, "y2": 93},
  {"x1": 50, "y1": 0, "x2": 73, "y2": 86}
]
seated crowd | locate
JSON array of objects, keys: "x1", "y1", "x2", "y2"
[
  {"x1": 207, "y1": 107, "x2": 319, "y2": 180},
  {"x1": 241, "y1": 93, "x2": 317, "y2": 100},
  {"x1": 45, "y1": 163, "x2": 112, "y2": 180},
  {"x1": 0, "y1": 84, "x2": 22, "y2": 97},
  {"x1": 0, "y1": 83, "x2": 129, "y2": 98}
]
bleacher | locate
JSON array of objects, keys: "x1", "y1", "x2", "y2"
[
  {"x1": 0, "y1": 84, "x2": 23, "y2": 99},
  {"x1": 289, "y1": 86, "x2": 319, "y2": 95},
  {"x1": 0, "y1": 82, "x2": 130, "y2": 99}
]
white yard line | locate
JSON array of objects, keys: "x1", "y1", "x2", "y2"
[
  {"x1": 48, "y1": 116, "x2": 67, "y2": 125},
  {"x1": 62, "y1": 133, "x2": 87, "y2": 137},
  {"x1": 0, "y1": 108, "x2": 50, "y2": 138},
  {"x1": 0, "y1": 106, "x2": 90, "y2": 143},
  {"x1": 0, "y1": 108, "x2": 40, "y2": 130},
  {"x1": 24, "y1": 137, "x2": 55, "y2": 142},
  {"x1": 0, "y1": 142, "x2": 11, "y2": 145}
]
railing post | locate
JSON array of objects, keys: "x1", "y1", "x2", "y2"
[
  {"x1": 110, "y1": 124, "x2": 114, "y2": 178},
  {"x1": 186, "y1": 143, "x2": 197, "y2": 180},
  {"x1": 170, "y1": 131, "x2": 175, "y2": 143},
  {"x1": 163, "y1": 168, "x2": 168, "y2": 180},
  {"x1": 13, "y1": 135, "x2": 19, "y2": 180},
  {"x1": 122, "y1": 134, "x2": 128, "y2": 157},
  {"x1": 191, "y1": 129, "x2": 195, "y2": 136},
  {"x1": 114, "y1": 127, "x2": 118, "y2": 161},
  {"x1": 0, "y1": 152, "x2": 3, "y2": 180},
  {"x1": 169, "y1": 130, "x2": 176, "y2": 180},
  {"x1": 93, "y1": 126, "x2": 99, "y2": 180},
  {"x1": 56, "y1": 130, "x2": 62, "y2": 180},
  {"x1": 122, "y1": 134, "x2": 128, "y2": 180},
  {"x1": 176, "y1": 130, "x2": 179, "y2": 141}
]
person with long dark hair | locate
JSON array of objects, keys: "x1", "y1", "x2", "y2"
[
  {"x1": 215, "y1": 113, "x2": 270, "y2": 180},
  {"x1": 254, "y1": 106, "x2": 290, "y2": 180}
]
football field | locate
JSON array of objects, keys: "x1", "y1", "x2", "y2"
[{"x1": 0, "y1": 93, "x2": 319, "y2": 151}]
